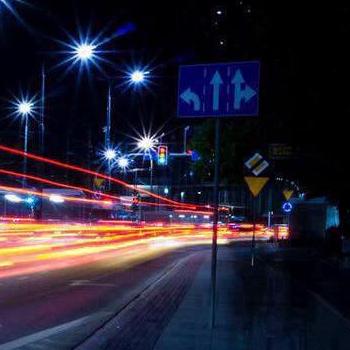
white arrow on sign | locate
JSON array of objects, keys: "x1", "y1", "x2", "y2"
[
  {"x1": 210, "y1": 71, "x2": 223, "y2": 111},
  {"x1": 180, "y1": 88, "x2": 201, "y2": 111},
  {"x1": 231, "y1": 69, "x2": 257, "y2": 110}
]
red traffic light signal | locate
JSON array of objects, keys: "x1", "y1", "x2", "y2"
[{"x1": 157, "y1": 145, "x2": 168, "y2": 166}]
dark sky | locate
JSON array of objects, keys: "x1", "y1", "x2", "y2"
[{"x1": 0, "y1": 1, "x2": 349, "y2": 201}]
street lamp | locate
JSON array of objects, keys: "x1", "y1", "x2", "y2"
[
  {"x1": 103, "y1": 148, "x2": 117, "y2": 161},
  {"x1": 135, "y1": 135, "x2": 159, "y2": 192},
  {"x1": 130, "y1": 70, "x2": 148, "y2": 84},
  {"x1": 130, "y1": 70, "x2": 145, "y2": 83},
  {"x1": 137, "y1": 136, "x2": 157, "y2": 153},
  {"x1": 10, "y1": 96, "x2": 37, "y2": 186},
  {"x1": 17, "y1": 101, "x2": 33, "y2": 115},
  {"x1": 117, "y1": 157, "x2": 129, "y2": 171},
  {"x1": 74, "y1": 43, "x2": 96, "y2": 61},
  {"x1": 124, "y1": 66, "x2": 151, "y2": 90},
  {"x1": 56, "y1": 29, "x2": 110, "y2": 79},
  {"x1": 102, "y1": 147, "x2": 118, "y2": 189}
]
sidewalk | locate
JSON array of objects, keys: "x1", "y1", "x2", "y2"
[
  {"x1": 155, "y1": 245, "x2": 253, "y2": 350},
  {"x1": 74, "y1": 242, "x2": 350, "y2": 350},
  {"x1": 154, "y1": 243, "x2": 350, "y2": 350}
]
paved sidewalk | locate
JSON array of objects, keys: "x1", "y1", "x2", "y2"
[
  {"x1": 155, "y1": 245, "x2": 248, "y2": 350},
  {"x1": 155, "y1": 243, "x2": 350, "y2": 350}
]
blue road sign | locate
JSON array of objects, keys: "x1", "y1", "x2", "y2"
[
  {"x1": 178, "y1": 61, "x2": 260, "y2": 118},
  {"x1": 282, "y1": 202, "x2": 293, "y2": 213}
]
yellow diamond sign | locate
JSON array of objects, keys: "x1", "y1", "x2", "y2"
[
  {"x1": 283, "y1": 190, "x2": 294, "y2": 201},
  {"x1": 94, "y1": 178, "x2": 105, "y2": 188},
  {"x1": 244, "y1": 177, "x2": 269, "y2": 197}
]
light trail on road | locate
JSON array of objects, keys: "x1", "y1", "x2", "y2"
[{"x1": 0, "y1": 220, "x2": 270, "y2": 280}]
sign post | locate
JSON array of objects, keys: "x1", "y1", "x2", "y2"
[
  {"x1": 178, "y1": 61, "x2": 260, "y2": 328},
  {"x1": 211, "y1": 118, "x2": 221, "y2": 328},
  {"x1": 244, "y1": 152, "x2": 270, "y2": 267},
  {"x1": 244, "y1": 176, "x2": 269, "y2": 266}
]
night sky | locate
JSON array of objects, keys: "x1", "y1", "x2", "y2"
[{"x1": 0, "y1": 1, "x2": 349, "y2": 204}]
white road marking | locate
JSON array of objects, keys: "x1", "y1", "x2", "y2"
[
  {"x1": 69, "y1": 280, "x2": 116, "y2": 287},
  {"x1": 0, "y1": 311, "x2": 112, "y2": 350},
  {"x1": 17, "y1": 276, "x2": 30, "y2": 281}
]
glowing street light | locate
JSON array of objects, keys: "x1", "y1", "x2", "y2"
[
  {"x1": 9, "y1": 95, "x2": 38, "y2": 186},
  {"x1": 11, "y1": 96, "x2": 36, "y2": 119},
  {"x1": 130, "y1": 70, "x2": 146, "y2": 84},
  {"x1": 17, "y1": 101, "x2": 33, "y2": 116},
  {"x1": 137, "y1": 136, "x2": 157, "y2": 153},
  {"x1": 101, "y1": 147, "x2": 118, "y2": 190},
  {"x1": 117, "y1": 157, "x2": 129, "y2": 170},
  {"x1": 74, "y1": 43, "x2": 96, "y2": 61},
  {"x1": 136, "y1": 136, "x2": 156, "y2": 191},
  {"x1": 125, "y1": 67, "x2": 151, "y2": 89},
  {"x1": 103, "y1": 148, "x2": 117, "y2": 161},
  {"x1": 55, "y1": 30, "x2": 111, "y2": 79}
]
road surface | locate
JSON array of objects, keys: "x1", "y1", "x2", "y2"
[{"x1": 0, "y1": 241, "x2": 208, "y2": 349}]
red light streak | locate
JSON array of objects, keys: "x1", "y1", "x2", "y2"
[
  {"x1": 0, "y1": 169, "x2": 197, "y2": 210},
  {"x1": 0, "y1": 169, "x2": 120, "y2": 200},
  {"x1": 0, "y1": 145, "x2": 194, "y2": 208},
  {"x1": 174, "y1": 209, "x2": 213, "y2": 215}
]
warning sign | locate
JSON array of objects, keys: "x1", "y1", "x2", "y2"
[
  {"x1": 244, "y1": 177, "x2": 269, "y2": 197},
  {"x1": 283, "y1": 190, "x2": 294, "y2": 201}
]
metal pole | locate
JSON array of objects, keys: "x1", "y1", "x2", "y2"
[
  {"x1": 251, "y1": 197, "x2": 256, "y2": 267},
  {"x1": 150, "y1": 157, "x2": 153, "y2": 193},
  {"x1": 211, "y1": 118, "x2": 221, "y2": 328},
  {"x1": 105, "y1": 84, "x2": 112, "y2": 150},
  {"x1": 23, "y1": 115, "x2": 29, "y2": 187},
  {"x1": 38, "y1": 64, "x2": 46, "y2": 220},
  {"x1": 184, "y1": 126, "x2": 189, "y2": 153},
  {"x1": 40, "y1": 64, "x2": 46, "y2": 155},
  {"x1": 106, "y1": 84, "x2": 112, "y2": 191},
  {"x1": 108, "y1": 159, "x2": 112, "y2": 190}
]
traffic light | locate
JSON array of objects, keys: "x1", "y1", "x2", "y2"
[
  {"x1": 132, "y1": 195, "x2": 140, "y2": 205},
  {"x1": 132, "y1": 191, "x2": 141, "y2": 211},
  {"x1": 157, "y1": 145, "x2": 168, "y2": 166}
]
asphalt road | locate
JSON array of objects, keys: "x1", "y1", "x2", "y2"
[
  {"x1": 0, "y1": 242, "x2": 209, "y2": 350},
  {"x1": 4, "y1": 236, "x2": 350, "y2": 350}
]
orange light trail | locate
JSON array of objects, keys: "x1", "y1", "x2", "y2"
[{"x1": 0, "y1": 221, "x2": 271, "y2": 280}]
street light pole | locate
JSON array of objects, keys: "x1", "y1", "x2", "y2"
[
  {"x1": 40, "y1": 64, "x2": 46, "y2": 155},
  {"x1": 14, "y1": 99, "x2": 34, "y2": 187},
  {"x1": 150, "y1": 156, "x2": 154, "y2": 193},
  {"x1": 184, "y1": 126, "x2": 190, "y2": 153},
  {"x1": 105, "y1": 83, "x2": 112, "y2": 150},
  {"x1": 23, "y1": 115, "x2": 29, "y2": 187}
]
